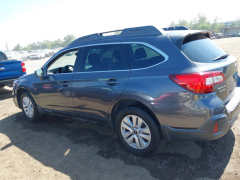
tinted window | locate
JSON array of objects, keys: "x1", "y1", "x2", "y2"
[
  {"x1": 0, "y1": 52, "x2": 7, "y2": 61},
  {"x1": 123, "y1": 44, "x2": 165, "y2": 69},
  {"x1": 181, "y1": 35, "x2": 227, "y2": 63},
  {"x1": 80, "y1": 44, "x2": 126, "y2": 72}
]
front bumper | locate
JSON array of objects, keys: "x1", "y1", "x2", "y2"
[
  {"x1": 0, "y1": 78, "x2": 19, "y2": 87},
  {"x1": 161, "y1": 87, "x2": 240, "y2": 142}
]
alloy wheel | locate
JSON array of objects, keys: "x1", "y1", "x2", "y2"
[
  {"x1": 121, "y1": 115, "x2": 151, "y2": 149},
  {"x1": 22, "y1": 97, "x2": 34, "y2": 118}
]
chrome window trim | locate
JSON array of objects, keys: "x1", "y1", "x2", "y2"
[
  {"x1": 83, "y1": 42, "x2": 121, "y2": 47},
  {"x1": 74, "y1": 69, "x2": 130, "y2": 74},
  {"x1": 42, "y1": 46, "x2": 82, "y2": 68},
  {"x1": 42, "y1": 42, "x2": 169, "y2": 72}
]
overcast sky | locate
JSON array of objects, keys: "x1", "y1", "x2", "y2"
[{"x1": 0, "y1": 0, "x2": 239, "y2": 50}]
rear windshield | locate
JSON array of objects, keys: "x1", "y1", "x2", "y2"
[
  {"x1": 0, "y1": 52, "x2": 7, "y2": 61},
  {"x1": 181, "y1": 35, "x2": 227, "y2": 63}
]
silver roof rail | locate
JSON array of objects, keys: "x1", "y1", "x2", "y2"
[
  {"x1": 69, "y1": 26, "x2": 162, "y2": 46},
  {"x1": 162, "y1": 26, "x2": 189, "y2": 31}
]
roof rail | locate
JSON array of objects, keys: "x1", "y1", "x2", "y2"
[
  {"x1": 163, "y1": 26, "x2": 189, "y2": 31},
  {"x1": 69, "y1": 26, "x2": 162, "y2": 46}
]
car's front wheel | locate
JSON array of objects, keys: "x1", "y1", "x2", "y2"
[
  {"x1": 115, "y1": 107, "x2": 163, "y2": 156},
  {"x1": 20, "y1": 91, "x2": 40, "y2": 122}
]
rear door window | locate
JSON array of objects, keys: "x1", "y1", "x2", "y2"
[
  {"x1": 181, "y1": 35, "x2": 227, "y2": 63},
  {"x1": 80, "y1": 44, "x2": 127, "y2": 72},
  {"x1": 122, "y1": 43, "x2": 166, "y2": 69}
]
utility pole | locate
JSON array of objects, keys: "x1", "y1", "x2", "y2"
[{"x1": 5, "y1": 42, "x2": 9, "y2": 52}]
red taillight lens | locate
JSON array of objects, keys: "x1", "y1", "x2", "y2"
[
  {"x1": 214, "y1": 122, "x2": 218, "y2": 133},
  {"x1": 169, "y1": 71, "x2": 225, "y2": 94},
  {"x1": 21, "y1": 62, "x2": 26, "y2": 72}
]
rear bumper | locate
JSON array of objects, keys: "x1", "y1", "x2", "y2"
[
  {"x1": 0, "y1": 78, "x2": 19, "y2": 87},
  {"x1": 161, "y1": 87, "x2": 240, "y2": 142}
]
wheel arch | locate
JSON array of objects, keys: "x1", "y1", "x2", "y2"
[
  {"x1": 16, "y1": 87, "x2": 37, "y2": 108},
  {"x1": 110, "y1": 99, "x2": 161, "y2": 131}
]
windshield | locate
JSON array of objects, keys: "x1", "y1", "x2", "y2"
[{"x1": 181, "y1": 35, "x2": 227, "y2": 63}]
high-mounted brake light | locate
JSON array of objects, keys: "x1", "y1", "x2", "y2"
[
  {"x1": 169, "y1": 71, "x2": 225, "y2": 94},
  {"x1": 21, "y1": 62, "x2": 26, "y2": 72}
]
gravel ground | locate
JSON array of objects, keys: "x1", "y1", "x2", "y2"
[{"x1": 0, "y1": 37, "x2": 240, "y2": 180}]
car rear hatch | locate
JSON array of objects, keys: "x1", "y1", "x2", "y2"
[
  {"x1": 179, "y1": 32, "x2": 238, "y2": 103},
  {"x1": 0, "y1": 60, "x2": 24, "y2": 81}
]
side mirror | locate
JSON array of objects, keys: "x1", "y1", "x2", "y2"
[{"x1": 34, "y1": 68, "x2": 43, "y2": 78}]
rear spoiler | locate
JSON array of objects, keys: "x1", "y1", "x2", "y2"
[
  {"x1": 167, "y1": 30, "x2": 211, "y2": 49},
  {"x1": 163, "y1": 26, "x2": 189, "y2": 31}
]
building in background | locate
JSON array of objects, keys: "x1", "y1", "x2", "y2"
[
  {"x1": 223, "y1": 26, "x2": 240, "y2": 37},
  {"x1": 222, "y1": 20, "x2": 240, "y2": 37}
]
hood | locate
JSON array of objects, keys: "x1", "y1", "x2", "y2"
[{"x1": 18, "y1": 73, "x2": 34, "y2": 80}]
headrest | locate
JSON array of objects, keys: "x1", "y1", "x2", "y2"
[
  {"x1": 134, "y1": 47, "x2": 147, "y2": 59},
  {"x1": 88, "y1": 53, "x2": 101, "y2": 66}
]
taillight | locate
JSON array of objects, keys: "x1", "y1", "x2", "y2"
[
  {"x1": 21, "y1": 62, "x2": 26, "y2": 72},
  {"x1": 169, "y1": 71, "x2": 225, "y2": 94},
  {"x1": 213, "y1": 122, "x2": 218, "y2": 133}
]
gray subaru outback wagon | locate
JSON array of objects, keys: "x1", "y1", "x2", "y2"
[{"x1": 13, "y1": 26, "x2": 240, "y2": 156}]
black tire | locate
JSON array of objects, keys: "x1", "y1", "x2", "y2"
[
  {"x1": 115, "y1": 106, "x2": 164, "y2": 156},
  {"x1": 20, "y1": 91, "x2": 40, "y2": 122}
]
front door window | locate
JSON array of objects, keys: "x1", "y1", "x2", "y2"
[{"x1": 47, "y1": 50, "x2": 79, "y2": 74}]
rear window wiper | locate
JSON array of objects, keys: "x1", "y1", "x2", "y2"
[{"x1": 213, "y1": 54, "x2": 229, "y2": 61}]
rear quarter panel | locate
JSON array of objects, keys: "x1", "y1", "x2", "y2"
[{"x1": 109, "y1": 35, "x2": 209, "y2": 127}]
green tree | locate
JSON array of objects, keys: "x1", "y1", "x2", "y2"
[
  {"x1": 41, "y1": 40, "x2": 52, "y2": 49},
  {"x1": 169, "y1": 21, "x2": 177, "y2": 27},
  {"x1": 169, "y1": 12, "x2": 225, "y2": 32},
  {"x1": 62, "y1": 34, "x2": 76, "y2": 47},
  {"x1": 210, "y1": 17, "x2": 225, "y2": 33},
  {"x1": 178, "y1": 19, "x2": 189, "y2": 27},
  {"x1": 189, "y1": 12, "x2": 211, "y2": 30},
  {"x1": 51, "y1": 39, "x2": 63, "y2": 48},
  {"x1": 13, "y1": 44, "x2": 22, "y2": 51},
  {"x1": 230, "y1": 21, "x2": 237, "y2": 27}
]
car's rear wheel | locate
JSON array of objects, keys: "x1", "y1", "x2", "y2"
[
  {"x1": 20, "y1": 91, "x2": 40, "y2": 122},
  {"x1": 115, "y1": 106, "x2": 163, "y2": 156}
]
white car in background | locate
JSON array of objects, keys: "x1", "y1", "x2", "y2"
[
  {"x1": 51, "y1": 47, "x2": 64, "y2": 55},
  {"x1": 5, "y1": 51, "x2": 23, "y2": 60},
  {"x1": 19, "y1": 51, "x2": 29, "y2": 61},
  {"x1": 29, "y1": 50, "x2": 45, "y2": 60},
  {"x1": 43, "y1": 49, "x2": 52, "y2": 57}
]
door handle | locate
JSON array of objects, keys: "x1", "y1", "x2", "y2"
[
  {"x1": 61, "y1": 81, "x2": 71, "y2": 87},
  {"x1": 106, "y1": 79, "x2": 120, "y2": 86}
]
